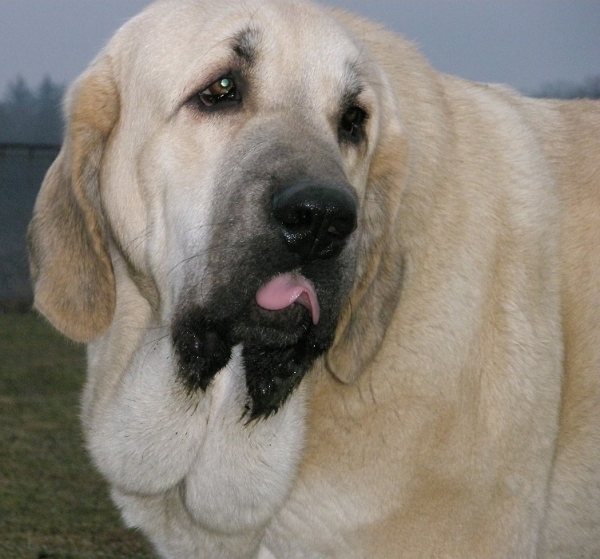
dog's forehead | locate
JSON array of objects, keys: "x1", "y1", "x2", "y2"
[{"x1": 114, "y1": 0, "x2": 366, "y2": 111}]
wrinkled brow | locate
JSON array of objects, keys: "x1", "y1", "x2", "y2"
[
  {"x1": 340, "y1": 63, "x2": 364, "y2": 106},
  {"x1": 231, "y1": 26, "x2": 261, "y2": 66}
]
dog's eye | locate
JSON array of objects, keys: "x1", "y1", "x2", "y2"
[
  {"x1": 196, "y1": 76, "x2": 240, "y2": 108},
  {"x1": 339, "y1": 106, "x2": 367, "y2": 143}
]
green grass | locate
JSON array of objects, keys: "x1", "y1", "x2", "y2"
[{"x1": 0, "y1": 313, "x2": 154, "y2": 558}]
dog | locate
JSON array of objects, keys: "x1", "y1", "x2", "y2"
[{"x1": 27, "y1": 0, "x2": 600, "y2": 557}]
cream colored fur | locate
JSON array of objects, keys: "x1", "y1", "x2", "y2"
[{"x1": 28, "y1": 0, "x2": 600, "y2": 557}]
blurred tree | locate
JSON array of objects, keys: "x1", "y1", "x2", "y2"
[
  {"x1": 7, "y1": 76, "x2": 36, "y2": 109},
  {"x1": 0, "y1": 76, "x2": 64, "y2": 144},
  {"x1": 531, "y1": 75, "x2": 600, "y2": 100},
  {"x1": 35, "y1": 76, "x2": 64, "y2": 144}
]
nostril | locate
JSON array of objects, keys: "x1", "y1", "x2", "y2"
[
  {"x1": 272, "y1": 181, "x2": 357, "y2": 260},
  {"x1": 327, "y1": 215, "x2": 356, "y2": 239}
]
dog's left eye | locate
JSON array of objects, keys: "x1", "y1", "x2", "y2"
[
  {"x1": 196, "y1": 76, "x2": 240, "y2": 108},
  {"x1": 339, "y1": 106, "x2": 367, "y2": 143}
]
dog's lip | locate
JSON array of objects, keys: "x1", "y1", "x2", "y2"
[
  {"x1": 234, "y1": 305, "x2": 310, "y2": 347},
  {"x1": 256, "y1": 272, "x2": 320, "y2": 325}
]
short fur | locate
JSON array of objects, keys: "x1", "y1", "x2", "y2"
[{"x1": 28, "y1": 0, "x2": 600, "y2": 557}]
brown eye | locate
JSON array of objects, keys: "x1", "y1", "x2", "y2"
[
  {"x1": 197, "y1": 76, "x2": 239, "y2": 108},
  {"x1": 208, "y1": 77, "x2": 234, "y2": 96}
]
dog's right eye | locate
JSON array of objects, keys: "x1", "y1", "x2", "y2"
[{"x1": 195, "y1": 76, "x2": 240, "y2": 108}]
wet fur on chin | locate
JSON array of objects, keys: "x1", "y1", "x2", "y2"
[{"x1": 172, "y1": 305, "x2": 334, "y2": 419}]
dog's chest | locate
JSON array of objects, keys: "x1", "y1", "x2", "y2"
[{"x1": 181, "y1": 347, "x2": 308, "y2": 532}]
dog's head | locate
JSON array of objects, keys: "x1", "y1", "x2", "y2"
[{"x1": 28, "y1": 0, "x2": 408, "y2": 418}]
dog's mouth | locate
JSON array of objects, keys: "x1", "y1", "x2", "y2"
[
  {"x1": 172, "y1": 270, "x2": 337, "y2": 419},
  {"x1": 256, "y1": 273, "x2": 320, "y2": 325},
  {"x1": 231, "y1": 272, "x2": 319, "y2": 347}
]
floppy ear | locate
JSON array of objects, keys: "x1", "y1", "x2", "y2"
[
  {"x1": 28, "y1": 55, "x2": 120, "y2": 343},
  {"x1": 326, "y1": 127, "x2": 408, "y2": 384}
]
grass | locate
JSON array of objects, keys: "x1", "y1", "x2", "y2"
[{"x1": 0, "y1": 313, "x2": 154, "y2": 558}]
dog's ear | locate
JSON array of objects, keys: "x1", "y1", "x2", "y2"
[
  {"x1": 326, "y1": 125, "x2": 408, "y2": 384},
  {"x1": 28, "y1": 55, "x2": 119, "y2": 343}
]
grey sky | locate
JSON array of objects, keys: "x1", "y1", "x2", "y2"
[{"x1": 1, "y1": 0, "x2": 599, "y2": 97}]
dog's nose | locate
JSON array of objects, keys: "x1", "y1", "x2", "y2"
[{"x1": 272, "y1": 181, "x2": 357, "y2": 260}]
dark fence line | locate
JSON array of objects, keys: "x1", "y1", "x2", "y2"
[
  {"x1": 0, "y1": 142, "x2": 61, "y2": 159},
  {"x1": 0, "y1": 296, "x2": 32, "y2": 313},
  {"x1": 0, "y1": 144, "x2": 60, "y2": 307}
]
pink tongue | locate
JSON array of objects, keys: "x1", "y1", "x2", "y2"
[{"x1": 256, "y1": 273, "x2": 320, "y2": 325}]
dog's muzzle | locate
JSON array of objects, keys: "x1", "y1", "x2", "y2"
[{"x1": 173, "y1": 175, "x2": 358, "y2": 420}]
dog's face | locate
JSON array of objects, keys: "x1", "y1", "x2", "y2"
[
  {"x1": 30, "y1": 0, "x2": 398, "y2": 419},
  {"x1": 129, "y1": 2, "x2": 379, "y2": 418}
]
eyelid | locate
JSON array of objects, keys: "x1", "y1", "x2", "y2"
[
  {"x1": 185, "y1": 70, "x2": 243, "y2": 112},
  {"x1": 182, "y1": 67, "x2": 235, "y2": 104}
]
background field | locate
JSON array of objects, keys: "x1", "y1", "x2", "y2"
[{"x1": 0, "y1": 312, "x2": 154, "y2": 558}]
